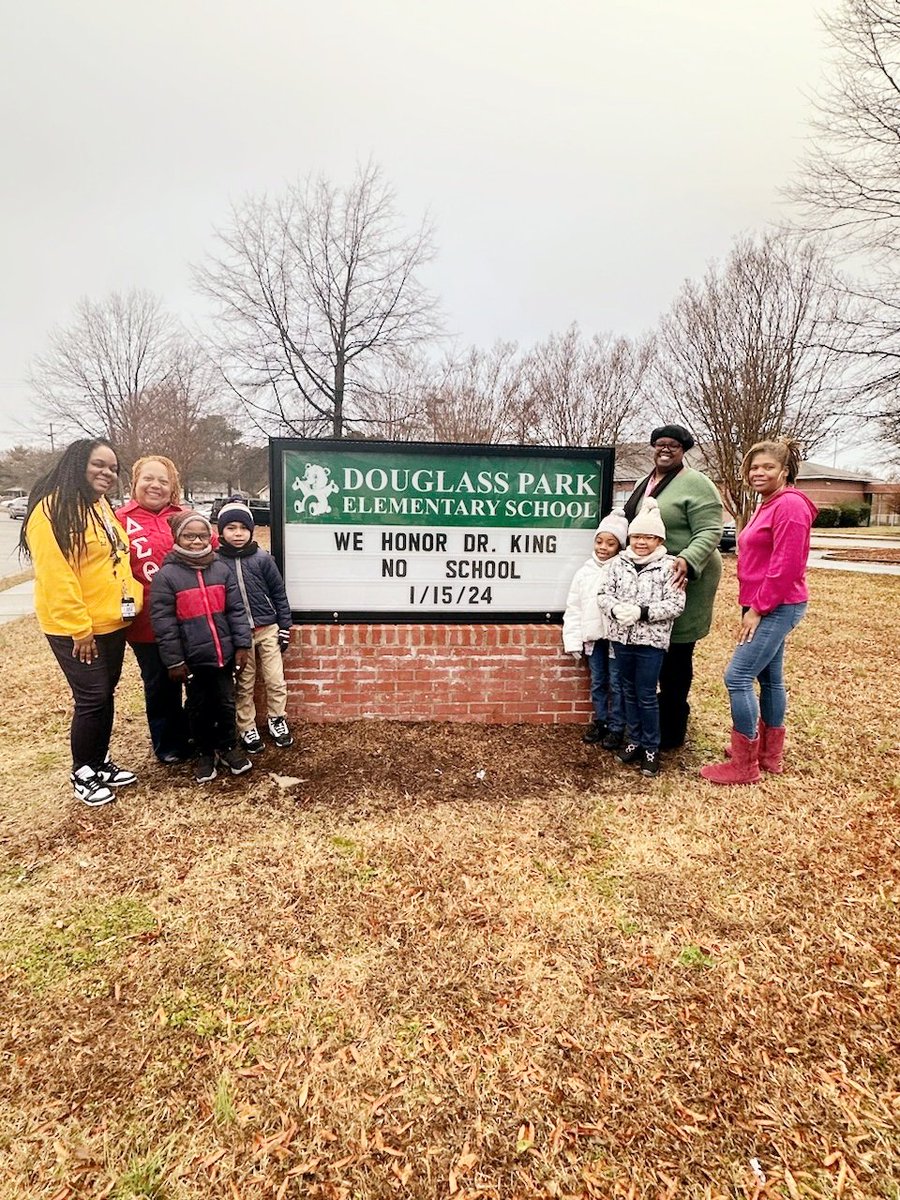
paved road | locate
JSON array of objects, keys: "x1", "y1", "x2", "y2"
[{"x1": 0, "y1": 511, "x2": 26, "y2": 578}]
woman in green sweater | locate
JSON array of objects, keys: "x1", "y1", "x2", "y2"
[{"x1": 623, "y1": 425, "x2": 723, "y2": 749}]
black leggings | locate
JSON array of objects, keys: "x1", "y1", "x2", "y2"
[{"x1": 47, "y1": 629, "x2": 127, "y2": 773}]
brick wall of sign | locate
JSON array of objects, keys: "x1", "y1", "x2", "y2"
[{"x1": 280, "y1": 625, "x2": 593, "y2": 724}]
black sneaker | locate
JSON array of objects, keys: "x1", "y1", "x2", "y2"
[
  {"x1": 641, "y1": 749, "x2": 661, "y2": 777},
  {"x1": 195, "y1": 754, "x2": 217, "y2": 783},
  {"x1": 240, "y1": 726, "x2": 264, "y2": 754},
  {"x1": 95, "y1": 759, "x2": 137, "y2": 787},
  {"x1": 581, "y1": 720, "x2": 606, "y2": 744},
  {"x1": 617, "y1": 742, "x2": 642, "y2": 765},
  {"x1": 267, "y1": 715, "x2": 293, "y2": 749},
  {"x1": 601, "y1": 729, "x2": 624, "y2": 751},
  {"x1": 218, "y1": 748, "x2": 252, "y2": 776},
  {"x1": 71, "y1": 766, "x2": 116, "y2": 807}
]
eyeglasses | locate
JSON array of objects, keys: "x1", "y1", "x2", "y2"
[
  {"x1": 653, "y1": 440, "x2": 683, "y2": 451},
  {"x1": 180, "y1": 532, "x2": 210, "y2": 542}
]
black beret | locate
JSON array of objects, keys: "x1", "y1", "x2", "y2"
[{"x1": 650, "y1": 424, "x2": 695, "y2": 451}]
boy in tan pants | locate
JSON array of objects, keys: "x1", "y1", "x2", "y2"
[{"x1": 216, "y1": 498, "x2": 294, "y2": 752}]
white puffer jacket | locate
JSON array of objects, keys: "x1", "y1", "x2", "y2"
[
  {"x1": 597, "y1": 547, "x2": 686, "y2": 650},
  {"x1": 562, "y1": 554, "x2": 617, "y2": 652}
]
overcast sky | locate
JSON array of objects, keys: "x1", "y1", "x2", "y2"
[{"x1": 2, "y1": 0, "x2": 859, "y2": 462}]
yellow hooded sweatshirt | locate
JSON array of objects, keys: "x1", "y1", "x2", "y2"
[{"x1": 27, "y1": 496, "x2": 142, "y2": 638}]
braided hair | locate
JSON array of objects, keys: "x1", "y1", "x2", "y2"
[
  {"x1": 740, "y1": 437, "x2": 803, "y2": 487},
  {"x1": 19, "y1": 438, "x2": 119, "y2": 562}
]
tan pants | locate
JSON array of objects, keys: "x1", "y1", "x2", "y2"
[{"x1": 235, "y1": 624, "x2": 288, "y2": 732}]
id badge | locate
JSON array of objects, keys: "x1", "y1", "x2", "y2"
[{"x1": 121, "y1": 596, "x2": 137, "y2": 621}]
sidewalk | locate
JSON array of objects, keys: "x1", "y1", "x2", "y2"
[{"x1": 0, "y1": 578, "x2": 34, "y2": 624}]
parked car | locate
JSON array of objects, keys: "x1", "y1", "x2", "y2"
[
  {"x1": 208, "y1": 496, "x2": 271, "y2": 527},
  {"x1": 719, "y1": 522, "x2": 737, "y2": 553},
  {"x1": 8, "y1": 495, "x2": 28, "y2": 520}
]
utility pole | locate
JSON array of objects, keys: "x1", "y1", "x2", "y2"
[{"x1": 48, "y1": 423, "x2": 55, "y2": 451}]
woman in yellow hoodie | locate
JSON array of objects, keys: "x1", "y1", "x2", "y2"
[{"x1": 21, "y1": 439, "x2": 142, "y2": 807}]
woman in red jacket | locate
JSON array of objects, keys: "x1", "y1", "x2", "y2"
[
  {"x1": 116, "y1": 456, "x2": 191, "y2": 762},
  {"x1": 701, "y1": 439, "x2": 817, "y2": 785}
]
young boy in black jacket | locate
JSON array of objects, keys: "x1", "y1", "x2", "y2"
[
  {"x1": 215, "y1": 498, "x2": 294, "y2": 753},
  {"x1": 150, "y1": 510, "x2": 253, "y2": 783}
]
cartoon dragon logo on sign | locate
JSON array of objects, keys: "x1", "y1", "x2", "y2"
[{"x1": 292, "y1": 463, "x2": 339, "y2": 516}]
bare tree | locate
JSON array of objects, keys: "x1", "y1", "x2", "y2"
[
  {"x1": 789, "y1": 0, "x2": 900, "y2": 450},
  {"x1": 655, "y1": 232, "x2": 854, "y2": 525},
  {"x1": 31, "y1": 290, "x2": 217, "y2": 475},
  {"x1": 416, "y1": 342, "x2": 531, "y2": 445},
  {"x1": 196, "y1": 163, "x2": 440, "y2": 439},
  {"x1": 524, "y1": 324, "x2": 653, "y2": 448}
]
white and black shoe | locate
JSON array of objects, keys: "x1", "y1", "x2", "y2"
[
  {"x1": 71, "y1": 766, "x2": 116, "y2": 807},
  {"x1": 195, "y1": 754, "x2": 217, "y2": 783},
  {"x1": 267, "y1": 715, "x2": 293, "y2": 748},
  {"x1": 240, "y1": 726, "x2": 264, "y2": 754},
  {"x1": 217, "y1": 748, "x2": 253, "y2": 776},
  {"x1": 96, "y1": 759, "x2": 137, "y2": 788}
]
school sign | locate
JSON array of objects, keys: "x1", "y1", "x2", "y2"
[{"x1": 269, "y1": 440, "x2": 614, "y2": 621}]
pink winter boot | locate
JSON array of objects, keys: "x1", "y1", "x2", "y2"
[
  {"x1": 758, "y1": 722, "x2": 786, "y2": 774},
  {"x1": 700, "y1": 730, "x2": 761, "y2": 785}
]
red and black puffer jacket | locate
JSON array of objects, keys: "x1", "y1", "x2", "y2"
[{"x1": 149, "y1": 552, "x2": 252, "y2": 670}]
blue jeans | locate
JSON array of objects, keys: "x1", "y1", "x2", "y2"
[
  {"x1": 587, "y1": 639, "x2": 625, "y2": 729},
  {"x1": 724, "y1": 603, "x2": 807, "y2": 737},
  {"x1": 617, "y1": 643, "x2": 666, "y2": 751}
]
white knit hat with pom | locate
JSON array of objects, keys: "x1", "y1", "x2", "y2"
[
  {"x1": 628, "y1": 497, "x2": 666, "y2": 539},
  {"x1": 596, "y1": 507, "x2": 629, "y2": 547}
]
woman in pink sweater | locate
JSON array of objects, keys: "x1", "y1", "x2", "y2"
[{"x1": 701, "y1": 439, "x2": 817, "y2": 784}]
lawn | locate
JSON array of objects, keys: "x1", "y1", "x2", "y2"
[{"x1": 1, "y1": 560, "x2": 898, "y2": 1200}]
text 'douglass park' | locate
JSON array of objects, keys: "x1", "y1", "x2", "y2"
[{"x1": 274, "y1": 443, "x2": 613, "y2": 621}]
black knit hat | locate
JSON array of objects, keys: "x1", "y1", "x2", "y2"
[
  {"x1": 650, "y1": 424, "x2": 695, "y2": 451},
  {"x1": 217, "y1": 497, "x2": 255, "y2": 533}
]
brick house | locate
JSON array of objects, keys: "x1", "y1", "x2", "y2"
[{"x1": 613, "y1": 444, "x2": 900, "y2": 525}]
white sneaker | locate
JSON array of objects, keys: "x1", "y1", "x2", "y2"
[
  {"x1": 267, "y1": 715, "x2": 293, "y2": 748},
  {"x1": 95, "y1": 759, "x2": 137, "y2": 787},
  {"x1": 240, "y1": 726, "x2": 264, "y2": 754},
  {"x1": 71, "y1": 766, "x2": 115, "y2": 807}
]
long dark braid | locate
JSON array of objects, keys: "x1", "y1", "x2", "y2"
[{"x1": 19, "y1": 438, "x2": 118, "y2": 562}]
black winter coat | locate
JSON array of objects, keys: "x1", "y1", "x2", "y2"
[
  {"x1": 216, "y1": 542, "x2": 292, "y2": 632},
  {"x1": 150, "y1": 553, "x2": 253, "y2": 669}
]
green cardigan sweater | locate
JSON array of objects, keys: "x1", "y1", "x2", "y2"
[{"x1": 630, "y1": 467, "x2": 723, "y2": 643}]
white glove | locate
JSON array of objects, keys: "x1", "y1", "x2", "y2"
[{"x1": 612, "y1": 602, "x2": 641, "y2": 626}]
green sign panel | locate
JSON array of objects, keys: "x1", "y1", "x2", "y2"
[
  {"x1": 270, "y1": 439, "x2": 614, "y2": 622},
  {"x1": 284, "y1": 448, "x2": 602, "y2": 529}
]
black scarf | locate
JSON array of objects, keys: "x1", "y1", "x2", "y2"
[
  {"x1": 623, "y1": 465, "x2": 684, "y2": 523},
  {"x1": 217, "y1": 539, "x2": 259, "y2": 559}
]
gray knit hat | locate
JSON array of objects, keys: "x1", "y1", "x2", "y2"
[{"x1": 168, "y1": 509, "x2": 212, "y2": 540}]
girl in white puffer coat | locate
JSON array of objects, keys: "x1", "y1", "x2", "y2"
[{"x1": 562, "y1": 508, "x2": 629, "y2": 745}]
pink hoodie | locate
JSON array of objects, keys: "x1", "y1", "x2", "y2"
[{"x1": 737, "y1": 487, "x2": 818, "y2": 614}]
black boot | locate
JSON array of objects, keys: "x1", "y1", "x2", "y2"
[
  {"x1": 601, "y1": 729, "x2": 624, "y2": 751},
  {"x1": 581, "y1": 719, "x2": 607, "y2": 744},
  {"x1": 659, "y1": 702, "x2": 690, "y2": 750}
]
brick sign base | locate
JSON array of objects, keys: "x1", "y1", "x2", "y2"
[{"x1": 282, "y1": 625, "x2": 593, "y2": 724}]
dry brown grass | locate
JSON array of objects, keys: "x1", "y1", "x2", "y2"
[{"x1": 1, "y1": 561, "x2": 898, "y2": 1200}]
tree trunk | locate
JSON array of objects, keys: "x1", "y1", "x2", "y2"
[{"x1": 333, "y1": 358, "x2": 345, "y2": 438}]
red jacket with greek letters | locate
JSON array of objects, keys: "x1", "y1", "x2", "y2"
[{"x1": 116, "y1": 501, "x2": 218, "y2": 643}]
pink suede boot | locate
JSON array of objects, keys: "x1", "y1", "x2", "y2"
[
  {"x1": 700, "y1": 730, "x2": 761, "y2": 785},
  {"x1": 758, "y1": 722, "x2": 785, "y2": 774}
]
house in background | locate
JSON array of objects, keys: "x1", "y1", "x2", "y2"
[{"x1": 612, "y1": 444, "x2": 900, "y2": 525}]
